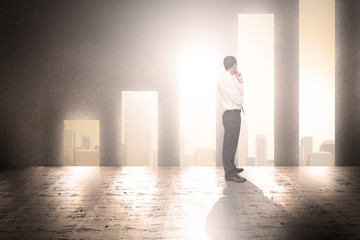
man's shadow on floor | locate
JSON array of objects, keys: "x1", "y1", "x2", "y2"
[{"x1": 204, "y1": 180, "x2": 350, "y2": 240}]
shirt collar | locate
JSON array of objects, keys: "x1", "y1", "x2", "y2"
[{"x1": 224, "y1": 71, "x2": 232, "y2": 77}]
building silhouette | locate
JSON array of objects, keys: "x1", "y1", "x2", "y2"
[
  {"x1": 237, "y1": 120, "x2": 248, "y2": 166},
  {"x1": 63, "y1": 130, "x2": 75, "y2": 166},
  {"x1": 82, "y1": 136, "x2": 92, "y2": 150},
  {"x1": 255, "y1": 135, "x2": 267, "y2": 166}
]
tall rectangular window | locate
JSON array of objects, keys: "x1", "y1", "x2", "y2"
[
  {"x1": 121, "y1": 91, "x2": 158, "y2": 166},
  {"x1": 238, "y1": 14, "x2": 275, "y2": 166},
  {"x1": 179, "y1": 46, "x2": 217, "y2": 166},
  {"x1": 299, "y1": 0, "x2": 335, "y2": 166}
]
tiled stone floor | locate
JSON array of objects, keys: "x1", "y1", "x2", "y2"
[{"x1": 0, "y1": 166, "x2": 359, "y2": 239}]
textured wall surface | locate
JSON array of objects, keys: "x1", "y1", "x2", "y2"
[
  {"x1": 0, "y1": 0, "x2": 184, "y2": 166},
  {"x1": 336, "y1": 0, "x2": 360, "y2": 165},
  {"x1": 1, "y1": 0, "x2": 299, "y2": 166}
]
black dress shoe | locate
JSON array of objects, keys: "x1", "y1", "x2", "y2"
[
  {"x1": 228, "y1": 175, "x2": 246, "y2": 183},
  {"x1": 236, "y1": 168, "x2": 244, "y2": 173}
]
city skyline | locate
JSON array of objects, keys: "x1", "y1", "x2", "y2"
[{"x1": 181, "y1": 131, "x2": 335, "y2": 166}]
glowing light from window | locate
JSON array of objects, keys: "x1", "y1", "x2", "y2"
[
  {"x1": 238, "y1": 14, "x2": 274, "y2": 164},
  {"x1": 179, "y1": 44, "x2": 217, "y2": 165},
  {"x1": 299, "y1": 0, "x2": 335, "y2": 158}
]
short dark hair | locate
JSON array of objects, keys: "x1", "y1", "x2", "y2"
[{"x1": 223, "y1": 56, "x2": 237, "y2": 70}]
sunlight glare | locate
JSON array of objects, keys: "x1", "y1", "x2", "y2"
[
  {"x1": 299, "y1": 0, "x2": 335, "y2": 158},
  {"x1": 179, "y1": 44, "x2": 217, "y2": 165},
  {"x1": 238, "y1": 14, "x2": 274, "y2": 164},
  {"x1": 306, "y1": 166, "x2": 330, "y2": 178},
  {"x1": 69, "y1": 166, "x2": 97, "y2": 180}
]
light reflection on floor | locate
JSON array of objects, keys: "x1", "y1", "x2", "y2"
[
  {"x1": 241, "y1": 167, "x2": 286, "y2": 200},
  {"x1": 0, "y1": 166, "x2": 359, "y2": 239},
  {"x1": 177, "y1": 167, "x2": 222, "y2": 239}
]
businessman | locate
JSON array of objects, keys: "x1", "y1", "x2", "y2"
[{"x1": 218, "y1": 56, "x2": 246, "y2": 183}]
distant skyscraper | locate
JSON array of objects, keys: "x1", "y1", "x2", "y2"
[
  {"x1": 300, "y1": 137, "x2": 313, "y2": 166},
  {"x1": 82, "y1": 136, "x2": 92, "y2": 150},
  {"x1": 320, "y1": 139, "x2": 335, "y2": 164},
  {"x1": 180, "y1": 134, "x2": 186, "y2": 166},
  {"x1": 237, "y1": 120, "x2": 248, "y2": 166},
  {"x1": 308, "y1": 152, "x2": 333, "y2": 166},
  {"x1": 320, "y1": 140, "x2": 335, "y2": 155},
  {"x1": 195, "y1": 148, "x2": 216, "y2": 166},
  {"x1": 64, "y1": 130, "x2": 75, "y2": 166},
  {"x1": 255, "y1": 135, "x2": 267, "y2": 166}
]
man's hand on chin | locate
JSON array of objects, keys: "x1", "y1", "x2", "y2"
[{"x1": 235, "y1": 71, "x2": 243, "y2": 83}]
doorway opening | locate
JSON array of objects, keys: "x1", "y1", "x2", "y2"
[
  {"x1": 179, "y1": 45, "x2": 217, "y2": 166},
  {"x1": 238, "y1": 14, "x2": 275, "y2": 166},
  {"x1": 121, "y1": 91, "x2": 158, "y2": 166},
  {"x1": 63, "y1": 120, "x2": 100, "y2": 166},
  {"x1": 299, "y1": 0, "x2": 335, "y2": 166}
]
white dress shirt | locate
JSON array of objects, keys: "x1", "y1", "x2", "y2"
[{"x1": 218, "y1": 71, "x2": 244, "y2": 111}]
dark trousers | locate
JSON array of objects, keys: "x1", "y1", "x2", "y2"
[{"x1": 222, "y1": 110, "x2": 241, "y2": 180}]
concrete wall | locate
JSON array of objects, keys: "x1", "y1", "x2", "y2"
[
  {"x1": 0, "y1": 0, "x2": 179, "y2": 166},
  {"x1": 1, "y1": 0, "x2": 299, "y2": 166},
  {"x1": 336, "y1": 0, "x2": 360, "y2": 165}
]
